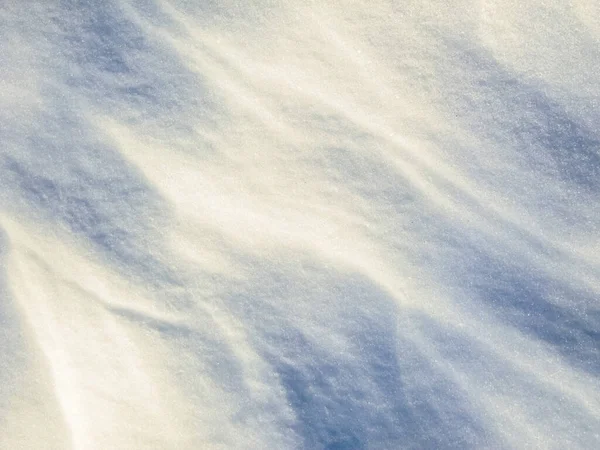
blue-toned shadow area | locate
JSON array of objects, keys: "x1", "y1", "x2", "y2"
[{"x1": 226, "y1": 258, "x2": 496, "y2": 449}]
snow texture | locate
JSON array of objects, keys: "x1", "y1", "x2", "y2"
[{"x1": 1, "y1": 1, "x2": 599, "y2": 449}]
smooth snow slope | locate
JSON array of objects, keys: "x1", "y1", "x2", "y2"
[{"x1": 1, "y1": 1, "x2": 599, "y2": 448}]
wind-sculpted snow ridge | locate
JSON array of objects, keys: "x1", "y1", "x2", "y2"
[{"x1": 1, "y1": 1, "x2": 599, "y2": 448}]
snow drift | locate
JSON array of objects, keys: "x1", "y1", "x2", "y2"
[{"x1": 1, "y1": 1, "x2": 599, "y2": 448}]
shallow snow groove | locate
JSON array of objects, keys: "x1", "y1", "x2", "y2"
[{"x1": 1, "y1": 1, "x2": 599, "y2": 448}]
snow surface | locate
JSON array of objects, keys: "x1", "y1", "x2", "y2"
[{"x1": 1, "y1": 1, "x2": 599, "y2": 448}]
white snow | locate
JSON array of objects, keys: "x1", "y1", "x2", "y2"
[{"x1": 1, "y1": 1, "x2": 599, "y2": 448}]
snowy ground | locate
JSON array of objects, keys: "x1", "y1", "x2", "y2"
[{"x1": 1, "y1": 1, "x2": 599, "y2": 448}]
